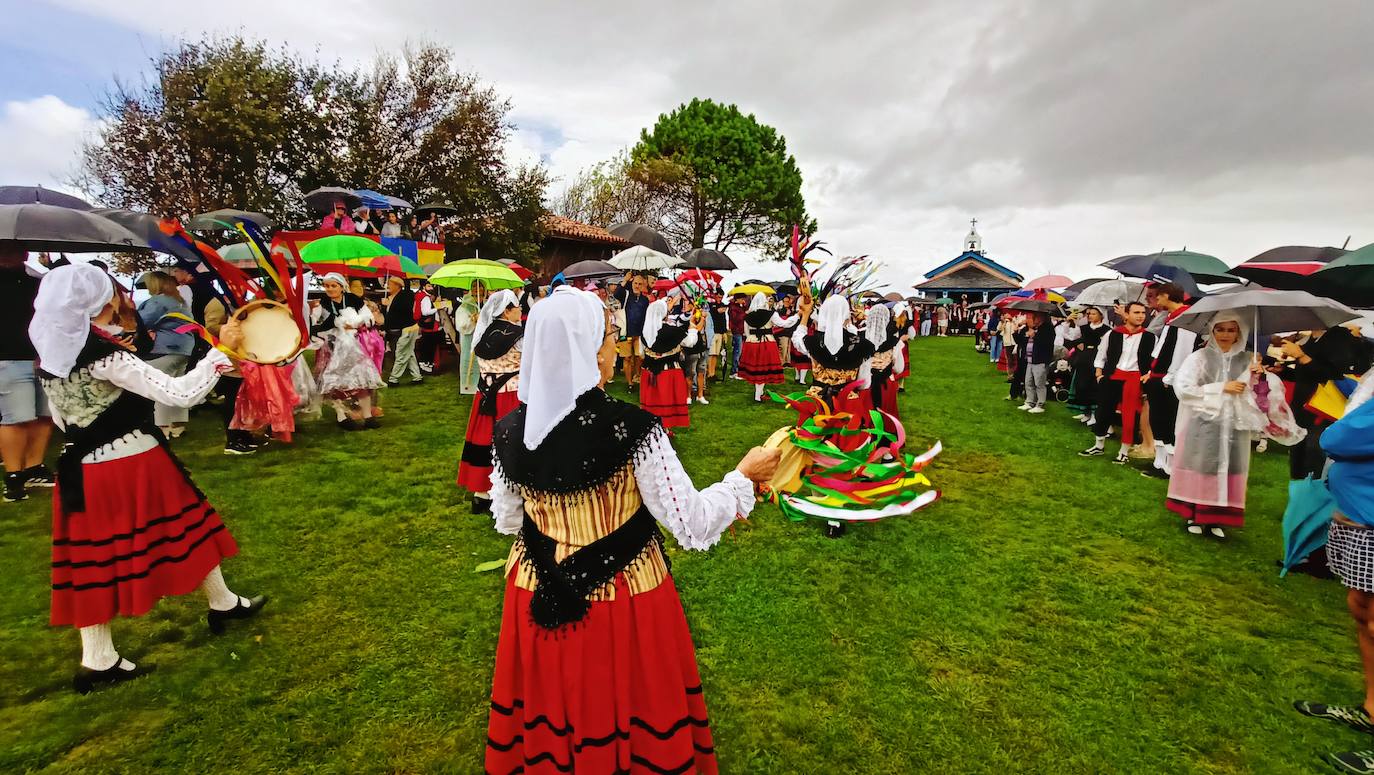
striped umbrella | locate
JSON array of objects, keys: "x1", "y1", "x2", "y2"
[{"x1": 1229, "y1": 246, "x2": 1348, "y2": 290}]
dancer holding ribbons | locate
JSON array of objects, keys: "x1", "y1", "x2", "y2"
[
  {"x1": 456, "y1": 289, "x2": 523, "y2": 513},
  {"x1": 483, "y1": 285, "x2": 778, "y2": 775},
  {"x1": 31, "y1": 263, "x2": 265, "y2": 694}
]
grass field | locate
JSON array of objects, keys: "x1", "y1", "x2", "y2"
[{"x1": 0, "y1": 336, "x2": 1364, "y2": 773}]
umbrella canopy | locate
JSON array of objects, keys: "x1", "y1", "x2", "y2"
[
  {"x1": 0, "y1": 204, "x2": 149, "y2": 253},
  {"x1": 883, "y1": 292, "x2": 905, "y2": 302},
  {"x1": 1010, "y1": 289, "x2": 1067, "y2": 303},
  {"x1": 1230, "y1": 246, "x2": 1347, "y2": 290},
  {"x1": 561, "y1": 259, "x2": 621, "y2": 282},
  {"x1": 1308, "y1": 243, "x2": 1374, "y2": 308},
  {"x1": 771, "y1": 282, "x2": 799, "y2": 297},
  {"x1": 1007, "y1": 299, "x2": 1060, "y2": 314},
  {"x1": 610, "y1": 245, "x2": 680, "y2": 272},
  {"x1": 1281, "y1": 476, "x2": 1336, "y2": 576},
  {"x1": 678, "y1": 248, "x2": 736, "y2": 270},
  {"x1": 651, "y1": 278, "x2": 676, "y2": 293},
  {"x1": 0, "y1": 186, "x2": 92, "y2": 210},
  {"x1": 1023, "y1": 274, "x2": 1074, "y2": 291},
  {"x1": 429, "y1": 258, "x2": 523, "y2": 291},
  {"x1": 415, "y1": 201, "x2": 460, "y2": 217},
  {"x1": 304, "y1": 187, "x2": 362, "y2": 214},
  {"x1": 219, "y1": 242, "x2": 302, "y2": 271},
  {"x1": 1102, "y1": 251, "x2": 1237, "y2": 285},
  {"x1": 421, "y1": 263, "x2": 444, "y2": 277},
  {"x1": 370, "y1": 254, "x2": 425, "y2": 278},
  {"x1": 1170, "y1": 288, "x2": 1360, "y2": 342},
  {"x1": 187, "y1": 208, "x2": 274, "y2": 232},
  {"x1": 506, "y1": 263, "x2": 534, "y2": 281},
  {"x1": 1062, "y1": 277, "x2": 1111, "y2": 300},
  {"x1": 933, "y1": 298, "x2": 955, "y2": 305},
  {"x1": 352, "y1": 189, "x2": 411, "y2": 211},
  {"x1": 1071, "y1": 279, "x2": 1148, "y2": 308},
  {"x1": 609, "y1": 223, "x2": 673, "y2": 255},
  {"x1": 90, "y1": 208, "x2": 205, "y2": 267},
  {"x1": 728, "y1": 283, "x2": 774, "y2": 297},
  {"x1": 299, "y1": 235, "x2": 394, "y2": 265}
]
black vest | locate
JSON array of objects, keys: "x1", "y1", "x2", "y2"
[{"x1": 1102, "y1": 329, "x2": 1156, "y2": 375}]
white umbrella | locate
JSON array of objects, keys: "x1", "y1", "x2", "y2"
[
  {"x1": 1070, "y1": 279, "x2": 1147, "y2": 308},
  {"x1": 1171, "y1": 288, "x2": 1361, "y2": 351},
  {"x1": 610, "y1": 245, "x2": 681, "y2": 272}
]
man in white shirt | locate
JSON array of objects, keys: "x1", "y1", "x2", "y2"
[
  {"x1": 1080, "y1": 302, "x2": 1157, "y2": 463},
  {"x1": 1142, "y1": 283, "x2": 1198, "y2": 478}
]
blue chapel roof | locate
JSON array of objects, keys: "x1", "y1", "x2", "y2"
[{"x1": 923, "y1": 251, "x2": 1024, "y2": 283}]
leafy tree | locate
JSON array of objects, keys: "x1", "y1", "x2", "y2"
[
  {"x1": 629, "y1": 98, "x2": 813, "y2": 255},
  {"x1": 553, "y1": 150, "x2": 670, "y2": 229}
]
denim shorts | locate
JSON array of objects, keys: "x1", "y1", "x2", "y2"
[{"x1": 0, "y1": 360, "x2": 51, "y2": 425}]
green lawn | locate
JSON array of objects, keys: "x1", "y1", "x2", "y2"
[{"x1": 0, "y1": 337, "x2": 1362, "y2": 773}]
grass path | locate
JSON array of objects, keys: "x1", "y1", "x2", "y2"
[{"x1": 0, "y1": 337, "x2": 1362, "y2": 773}]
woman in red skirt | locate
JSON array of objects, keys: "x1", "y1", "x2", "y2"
[
  {"x1": 457, "y1": 290, "x2": 523, "y2": 513},
  {"x1": 638, "y1": 297, "x2": 691, "y2": 428},
  {"x1": 30, "y1": 263, "x2": 265, "y2": 694},
  {"x1": 891, "y1": 302, "x2": 913, "y2": 391},
  {"x1": 739, "y1": 292, "x2": 792, "y2": 401},
  {"x1": 864, "y1": 303, "x2": 904, "y2": 424},
  {"x1": 485, "y1": 286, "x2": 778, "y2": 774}
]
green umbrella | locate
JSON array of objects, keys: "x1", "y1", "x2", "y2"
[
  {"x1": 300, "y1": 235, "x2": 392, "y2": 264},
  {"x1": 429, "y1": 258, "x2": 523, "y2": 290},
  {"x1": 1309, "y1": 243, "x2": 1374, "y2": 308},
  {"x1": 934, "y1": 297, "x2": 955, "y2": 305}
]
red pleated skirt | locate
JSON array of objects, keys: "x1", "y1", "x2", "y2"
[
  {"x1": 739, "y1": 341, "x2": 784, "y2": 385},
  {"x1": 1166, "y1": 498, "x2": 1245, "y2": 528},
  {"x1": 232, "y1": 361, "x2": 299, "y2": 441},
  {"x1": 486, "y1": 574, "x2": 718, "y2": 775},
  {"x1": 640, "y1": 368, "x2": 690, "y2": 428},
  {"x1": 51, "y1": 446, "x2": 238, "y2": 628},
  {"x1": 458, "y1": 390, "x2": 522, "y2": 493},
  {"x1": 873, "y1": 376, "x2": 900, "y2": 420}
]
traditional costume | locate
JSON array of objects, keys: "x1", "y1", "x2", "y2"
[
  {"x1": 310, "y1": 273, "x2": 385, "y2": 428},
  {"x1": 1064, "y1": 316, "x2": 1109, "y2": 420},
  {"x1": 231, "y1": 361, "x2": 299, "y2": 442},
  {"x1": 638, "y1": 299, "x2": 692, "y2": 427},
  {"x1": 484, "y1": 286, "x2": 755, "y2": 774},
  {"x1": 457, "y1": 289, "x2": 482, "y2": 395},
  {"x1": 31, "y1": 264, "x2": 264, "y2": 694},
  {"x1": 1085, "y1": 323, "x2": 1156, "y2": 462},
  {"x1": 1165, "y1": 314, "x2": 1302, "y2": 532},
  {"x1": 1145, "y1": 306, "x2": 1199, "y2": 475},
  {"x1": 792, "y1": 296, "x2": 876, "y2": 419},
  {"x1": 865, "y1": 305, "x2": 905, "y2": 423},
  {"x1": 891, "y1": 302, "x2": 913, "y2": 388},
  {"x1": 456, "y1": 290, "x2": 523, "y2": 510},
  {"x1": 738, "y1": 293, "x2": 791, "y2": 401}
]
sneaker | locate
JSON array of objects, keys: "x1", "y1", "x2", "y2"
[
  {"x1": 1112, "y1": 451, "x2": 1130, "y2": 464},
  {"x1": 387, "y1": 380, "x2": 400, "y2": 387},
  {"x1": 411, "y1": 378, "x2": 424, "y2": 384},
  {"x1": 1071, "y1": 413, "x2": 1087, "y2": 421},
  {"x1": 697, "y1": 397, "x2": 710, "y2": 405},
  {"x1": 1004, "y1": 395, "x2": 1015, "y2": 400},
  {"x1": 1186, "y1": 521, "x2": 1204, "y2": 535},
  {"x1": 4, "y1": 472, "x2": 26, "y2": 502},
  {"x1": 1256, "y1": 439, "x2": 1269, "y2": 453},
  {"x1": 1140, "y1": 467, "x2": 1170, "y2": 480},
  {"x1": 686, "y1": 397, "x2": 693, "y2": 406},
  {"x1": 223, "y1": 442, "x2": 257, "y2": 456},
  {"x1": 1209, "y1": 527, "x2": 1227, "y2": 540},
  {"x1": 1294, "y1": 702, "x2": 1374, "y2": 735},
  {"x1": 1018, "y1": 403, "x2": 1032, "y2": 411},
  {"x1": 23, "y1": 465, "x2": 56, "y2": 487},
  {"x1": 1078, "y1": 446, "x2": 1105, "y2": 457},
  {"x1": 825, "y1": 522, "x2": 847, "y2": 539},
  {"x1": 1329, "y1": 750, "x2": 1374, "y2": 774},
  {"x1": 1027, "y1": 406, "x2": 1045, "y2": 414},
  {"x1": 363, "y1": 417, "x2": 381, "y2": 429}
]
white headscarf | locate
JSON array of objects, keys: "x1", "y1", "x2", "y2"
[
  {"x1": 30, "y1": 263, "x2": 116, "y2": 379},
  {"x1": 641, "y1": 298, "x2": 669, "y2": 350},
  {"x1": 816, "y1": 296, "x2": 851, "y2": 355},
  {"x1": 517, "y1": 286, "x2": 607, "y2": 450},
  {"x1": 890, "y1": 301, "x2": 910, "y2": 325},
  {"x1": 748, "y1": 292, "x2": 769, "y2": 313},
  {"x1": 321, "y1": 272, "x2": 347, "y2": 289},
  {"x1": 865, "y1": 304, "x2": 891, "y2": 348},
  {"x1": 1205, "y1": 311, "x2": 1251, "y2": 357},
  {"x1": 473, "y1": 289, "x2": 518, "y2": 344}
]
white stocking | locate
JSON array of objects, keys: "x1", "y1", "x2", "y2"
[
  {"x1": 797, "y1": 369, "x2": 808, "y2": 383},
  {"x1": 754, "y1": 383, "x2": 765, "y2": 401},
  {"x1": 331, "y1": 400, "x2": 348, "y2": 422},
  {"x1": 79, "y1": 623, "x2": 133, "y2": 670},
  {"x1": 201, "y1": 565, "x2": 242, "y2": 612}
]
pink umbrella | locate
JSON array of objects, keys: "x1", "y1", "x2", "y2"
[{"x1": 1023, "y1": 274, "x2": 1073, "y2": 291}]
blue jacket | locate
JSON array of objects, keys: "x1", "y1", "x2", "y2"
[
  {"x1": 1324, "y1": 398, "x2": 1374, "y2": 527},
  {"x1": 137, "y1": 294, "x2": 195, "y2": 356}
]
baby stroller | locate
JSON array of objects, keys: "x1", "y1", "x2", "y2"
[{"x1": 1049, "y1": 357, "x2": 1073, "y2": 402}]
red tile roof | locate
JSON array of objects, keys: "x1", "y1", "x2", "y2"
[{"x1": 542, "y1": 215, "x2": 632, "y2": 246}]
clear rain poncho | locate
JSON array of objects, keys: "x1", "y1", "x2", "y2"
[{"x1": 1166, "y1": 313, "x2": 1304, "y2": 508}]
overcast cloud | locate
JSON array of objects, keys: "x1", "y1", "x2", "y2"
[{"x1": 3, "y1": 0, "x2": 1371, "y2": 287}]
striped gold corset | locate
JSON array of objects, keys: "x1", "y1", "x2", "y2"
[
  {"x1": 812, "y1": 363, "x2": 860, "y2": 387},
  {"x1": 871, "y1": 350, "x2": 894, "y2": 370},
  {"x1": 506, "y1": 463, "x2": 668, "y2": 600},
  {"x1": 479, "y1": 347, "x2": 522, "y2": 392}
]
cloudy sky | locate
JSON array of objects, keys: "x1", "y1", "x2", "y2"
[{"x1": 3, "y1": 0, "x2": 1372, "y2": 288}]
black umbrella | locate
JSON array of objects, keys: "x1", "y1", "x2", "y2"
[
  {"x1": 1101, "y1": 251, "x2": 1238, "y2": 285},
  {"x1": 1229, "y1": 246, "x2": 1348, "y2": 291},
  {"x1": 1007, "y1": 299, "x2": 1060, "y2": 315},
  {"x1": 0, "y1": 204, "x2": 149, "y2": 253},
  {"x1": 0, "y1": 186, "x2": 92, "y2": 210},
  {"x1": 188, "y1": 208, "x2": 274, "y2": 232},
  {"x1": 304, "y1": 187, "x2": 362, "y2": 214},
  {"x1": 679, "y1": 248, "x2": 736, "y2": 270},
  {"x1": 560, "y1": 259, "x2": 621, "y2": 282},
  {"x1": 415, "y1": 201, "x2": 461, "y2": 217},
  {"x1": 609, "y1": 223, "x2": 673, "y2": 255},
  {"x1": 90, "y1": 208, "x2": 203, "y2": 266},
  {"x1": 770, "y1": 281, "x2": 799, "y2": 296}
]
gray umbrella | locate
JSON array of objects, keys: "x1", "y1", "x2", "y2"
[
  {"x1": 1170, "y1": 288, "x2": 1360, "y2": 350},
  {"x1": 609, "y1": 223, "x2": 673, "y2": 255},
  {"x1": 679, "y1": 248, "x2": 736, "y2": 270},
  {"x1": 1071, "y1": 279, "x2": 1148, "y2": 308},
  {"x1": 0, "y1": 204, "x2": 149, "y2": 253},
  {"x1": 90, "y1": 208, "x2": 204, "y2": 266},
  {"x1": 561, "y1": 259, "x2": 621, "y2": 282},
  {"x1": 304, "y1": 187, "x2": 362, "y2": 214},
  {"x1": 188, "y1": 208, "x2": 274, "y2": 232},
  {"x1": 1007, "y1": 299, "x2": 1060, "y2": 315},
  {"x1": 0, "y1": 186, "x2": 92, "y2": 210}
]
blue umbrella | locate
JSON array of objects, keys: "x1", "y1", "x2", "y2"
[
  {"x1": 1280, "y1": 475, "x2": 1336, "y2": 576},
  {"x1": 352, "y1": 189, "x2": 395, "y2": 211}
]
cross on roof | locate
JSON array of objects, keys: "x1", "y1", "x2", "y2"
[{"x1": 969, "y1": 216, "x2": 977, "y2": 231}]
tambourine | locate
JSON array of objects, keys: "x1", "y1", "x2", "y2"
[{"x1": 230, "y1": 299, "x2": 305, "y2": 364}]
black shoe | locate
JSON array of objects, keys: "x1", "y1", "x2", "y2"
[
  {"x1": 1140, "y1": 467, "x2": 1170, "y2": 480},
  {"x1": 387, "y1": 380, "x2": 400, "y2": 387},
  {"x1": 4, "y1": 472, "x2": 27, "y2": 502},
  {"x1": 410, "y1": 378, "x2": 424, "y2": 384},
  {"x1": 338, "y1": 419, "x2": 363, "y2": 432},
  {"x1": 1328, "y1": 750, "x2": 1374, "y2": 774},
  {"x1": 208, "y1": 594, "x2": 269, "y2": 635},
  {"x1": 825, "y1": 522, "x2": 847, "y2": 539},
  {"x1": 363, "y1": 417, "x2": 381, "y2": 429},
  {"x1": 471, "y1": 495, "x2": 492, "y2": 515},
  {"x1": 223, "y1": 442, "x2": 257, "y2": 456},
  {"x1": 1078, "y1": 446, "x2": 1105, "y2": 457},
  {"x1": 23, "y1": 465, "x2": 56, "y2": 488},
  {"x1": 73, "y1": 660, "x2": 154, "y2": 694}
]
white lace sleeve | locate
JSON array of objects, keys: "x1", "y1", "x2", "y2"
[
  {"x1": 632, "y1": 426, "x2": 755, "y2": 550},
  {"x1": 792, "y1": 330, "x2": 811, "y2": 358},
  {"x1": 489, "y1": 462, "x2": 524, "y2": 535},
  {"x1": 771, "y1": 312, "x2": 798, "y2": 328},
  {"x1": 89, "y1": 350, "x2": 230, "y2": 408}
]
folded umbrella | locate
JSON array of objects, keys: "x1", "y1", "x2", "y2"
[
  {"x1": 609, "y1": 223, "x2": 673, "y2": 255},
  {"x1": 0, "y1": 203, "x2": 149, "y2": 253},
  {"x1": 1280, "y1": 476, "x2": 1336, "y2": 577},
  {"x1": 610, "y1": 245, "x2": 680, "y2": 272},
  {"x1": 0, "y1": 186, "x2": 92, "y2": 210}
]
